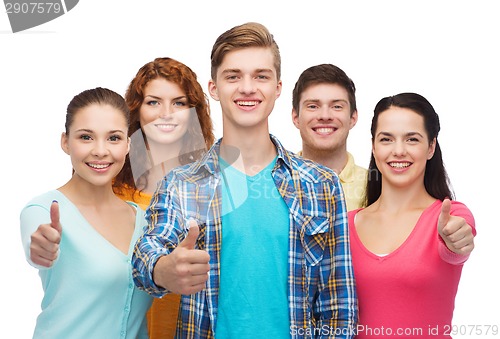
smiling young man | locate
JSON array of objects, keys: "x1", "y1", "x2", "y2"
[
  {"x1": 132, "y1": 23, "x2": 357, "y2": 338},
  {"x1": 292, "y1": 64, "x2": 367, "y2": 210}
]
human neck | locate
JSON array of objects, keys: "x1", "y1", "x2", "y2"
[
  {"x1": 372, "y1": 184, "x2": 435, "y2": 214},
  {"x1": 220, "y1": 126, "x2": 276, "y2": 176},
  {"x1": 59, "y1": 176, "x2": 116, "y2": 206},
  {"x1": 302, "y1": 145, "x2": 348, "y2": 174},
  {"x1": 147, "y1": 139, "x2": 182, "y2": 167}
]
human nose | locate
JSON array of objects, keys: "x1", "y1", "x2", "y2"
[
  {"x1": 239, "y1": 76, "x2": 256, "y2": 94},
  {"x1": 317, "y1": 106, "x2": 333, "y2": 121},
  {"x1": 91, "y1": 139, "x2": 110, "y2": 157},
  {"x1": 392, "y1": 140, "x2": 407, "y2": 156},
  {"x1": 159, "y1": 105, "x2": 174, "y2": 119}
]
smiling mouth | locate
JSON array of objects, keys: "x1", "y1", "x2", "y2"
[
  {"x1": 389, "y1": 162, "x2": 411, "y2": 169},
  {"x1": 313, "y1": 127, "x2": 337, "y2": 134},
  {"x1": 87, "y1": 163, "x2": 111, "y2": 169},
  {"x1": 155, "y1": 124, "x2": 177, "y2": 131},
  {"x1": 236, "y1": 100, "x2": 260, "y2": 107}
]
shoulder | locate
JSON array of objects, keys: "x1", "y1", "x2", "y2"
[
  {"x1": 271, "y1": 134, "x2": 339, "y2": 184},
  {"x1": 348, "y1": 153, "x2": 368, "y2": 174},
  {"x1": 449, "y1": 200, "x2": 475, "y2": 227},
  {"x1": 22, "y1": 190, "x2": 64, "y2": 210},
  {"x1": 289, "y1": 153, "x2": 339, "y2": 184},
  {"x1": 426, "y1": 199, "x2": 475, "y2": 227},
  {"x1": 168, "y1": 160, "x2": 211, "y2": 184},
  {"x1": 168, "y1": 143, "x2": 220, "y2": 184}
]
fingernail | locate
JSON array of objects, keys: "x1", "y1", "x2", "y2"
[{"x1": 52, "y1": 200, "x2": 58, "y2": 203}]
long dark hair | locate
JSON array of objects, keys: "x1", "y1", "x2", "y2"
[{"x1": 364, "y1": 92, "x2": 454, "y2": 206}]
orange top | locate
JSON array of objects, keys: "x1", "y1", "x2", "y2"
[{"x1": 116, "y1": 186, "x2": 181, "y2": 339}]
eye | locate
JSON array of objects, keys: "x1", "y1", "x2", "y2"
[
  {"x1": 226, "y1": 74, "x2": 239, "y2": 81},
  {"x1": 407, "y1": 137, "x2": 420, "y2": 143},
  {"x1": 333, "y1": 104, "x2": 344, "y2": 110},
  {"x1": 80, "y1": 134, "x2": 92, "y2": 141},
  {"x1": 109, "y1": 135, "x2": 122, "y2": 142},
  {"x1": 306, "y1": 103, "x2": 319, "y2": 110},
  {"x1": 173, "y1": 100, "x2": 187, "y2": 107},
  {"x1": 379, "y1": 137, "x2": 392, "y2": 143},
  {"x1": 146, "y1": 100, "x2": 160, "y2": 106},
  {"x1": 256, "y1": 74, "x2": 269, "y2": 80}
]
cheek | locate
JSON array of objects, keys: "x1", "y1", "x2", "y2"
[
  {"x1": 177, "y1": 110, "x2": 193, "y2": 130},
  {"x1": 67, "y1": 141, "x2": 87, "y2": 159},
  {"x1": 371, "y1": 145, "x2": 386, "y2": 162},
  {"x1": 139, "y1": 106, "x2": 156, "y2": 126},
  {"x1": 112, "y1": 143, "x2": 130, "y2": 161}
]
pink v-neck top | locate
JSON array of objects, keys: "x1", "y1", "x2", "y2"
[{"x1": 348, "y1": 200, "x2": 476, "y2": 338}]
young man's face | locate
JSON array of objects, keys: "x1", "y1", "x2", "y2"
[
  {"x1": 292, "y1": 83, "x2": 357, "y2": 154},
  {"x1": 208, "y1": 47, "x2": 282, "y2": 131}
]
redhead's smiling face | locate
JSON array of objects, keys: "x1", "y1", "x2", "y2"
[
  {"x1": 139, "y1": 78, "x2": 191, "y2": 150},
  {"x1": 372, "y1": 106, "x2": 436, "y2": 189}
]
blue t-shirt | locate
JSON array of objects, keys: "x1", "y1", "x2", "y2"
[{"x1": 216, "y1": 157, "x2": 290, "y2": 338}]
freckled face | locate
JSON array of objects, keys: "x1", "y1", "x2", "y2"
[{"x1": 140, "y1": 78, "x2": 191, "y2": 148}]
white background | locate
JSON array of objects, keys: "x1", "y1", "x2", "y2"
[{"x1": 1, "y1": 1, "x2": 498, "y2": 337}]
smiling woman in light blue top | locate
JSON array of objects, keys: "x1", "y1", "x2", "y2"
[{"x1": 20, "y1": 87, "x2": 152, "y2": 339}]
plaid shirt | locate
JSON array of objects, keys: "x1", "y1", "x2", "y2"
[{"x1": 132, "y1": 135, "x2": 358, "y2": 339}]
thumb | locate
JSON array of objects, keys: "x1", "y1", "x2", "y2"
[
  {"x1": 179, "y1": 219, "x2": 199, "y2": 250},
  {"x1": 438, "y1": 198, "x2": 451, "y2": 234},
  {"x1": 50, "y1": 200, "x2": 62, "y2": 234}
]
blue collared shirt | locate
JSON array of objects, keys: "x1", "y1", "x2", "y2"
[{"x1": 132, "y1": 135, "x2": 358, "y2": 338}]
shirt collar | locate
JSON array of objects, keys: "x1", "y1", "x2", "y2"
[{"x1": 195, "y1": 134, "x2": 291, "y2": 175}]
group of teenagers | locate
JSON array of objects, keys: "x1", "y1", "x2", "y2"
[{"x1": 20, "y1": 22, "x2": 477, "y2": 339}]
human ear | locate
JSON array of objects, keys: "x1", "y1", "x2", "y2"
[
  {"x1": 428, "y1": 138, "x2": 437, "y2": 159},
  {"x1": 61, "y1": 132, "x2": 70, "y2": 155},
  {"x1": 291, "y1": 109, "x2": 300, "y2": 129},
  {"x1": 208, "y1": 79, "x2": 219, "y2": 101},
  {"x1": 350, "y1": 110, "x2": 358, "y2": 129}
]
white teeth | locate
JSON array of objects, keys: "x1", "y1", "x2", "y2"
[
  {"x1": 315, "y1": 128, "x2": 334, "y2": 133},
  {"x1": 156, "y1": 124, "x2": 175, "y2": 128},
  {"x1": 390, "y1": 162, "x2": 411, "y2": 168},
  {"x1": 237, "y1": 101, "x2": 258, "y2": 106},
  {"x1": 88, "y1": 163, "x2": 110, "y2": 169}
]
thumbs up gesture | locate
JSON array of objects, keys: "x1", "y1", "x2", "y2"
[
  {"x1": 153, "y1": 219, "x2": 210, "y2": 295},
  {"x1": 30, "y1": 201, "x2": 63, "y2": 267},
  {"x1": 437, "y1": 198, "x2": 474, "y2": 256}
]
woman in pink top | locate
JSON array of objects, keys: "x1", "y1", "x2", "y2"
[{"x1": 349, "y1": 92, "x2": 476, "y2": 338}]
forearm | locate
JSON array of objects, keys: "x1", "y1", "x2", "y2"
[{"x1": 132, "y1": 233, "x2": 173, "y2": 297}]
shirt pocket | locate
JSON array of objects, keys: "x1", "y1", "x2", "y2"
[{"x1": 300, "y1": 214, "x2": 330, "y2": 266}]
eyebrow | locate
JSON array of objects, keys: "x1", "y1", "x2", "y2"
[
  {"x1": 376, "y1": 131, "x2": 424, "y2": 138},
  {"x1": 75, "y1": 129, "x2": 126, "y2": 134},
  {"x1": 221, "y1": 68, "x2": 274, "y2": 75},
  {"x1": 144, "y1": 95, "x2": 162, "y2": 100},
  {"x1": 303, "y1": 98, "x2": 348, "y2": 104},
  {"x1": 144, "y1": 95, "x2": 188, "y2": 101}
]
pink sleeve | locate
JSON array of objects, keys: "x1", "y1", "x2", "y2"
[{"x1": 438, "y1": 201, "x2": 476, "y2": 265}]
